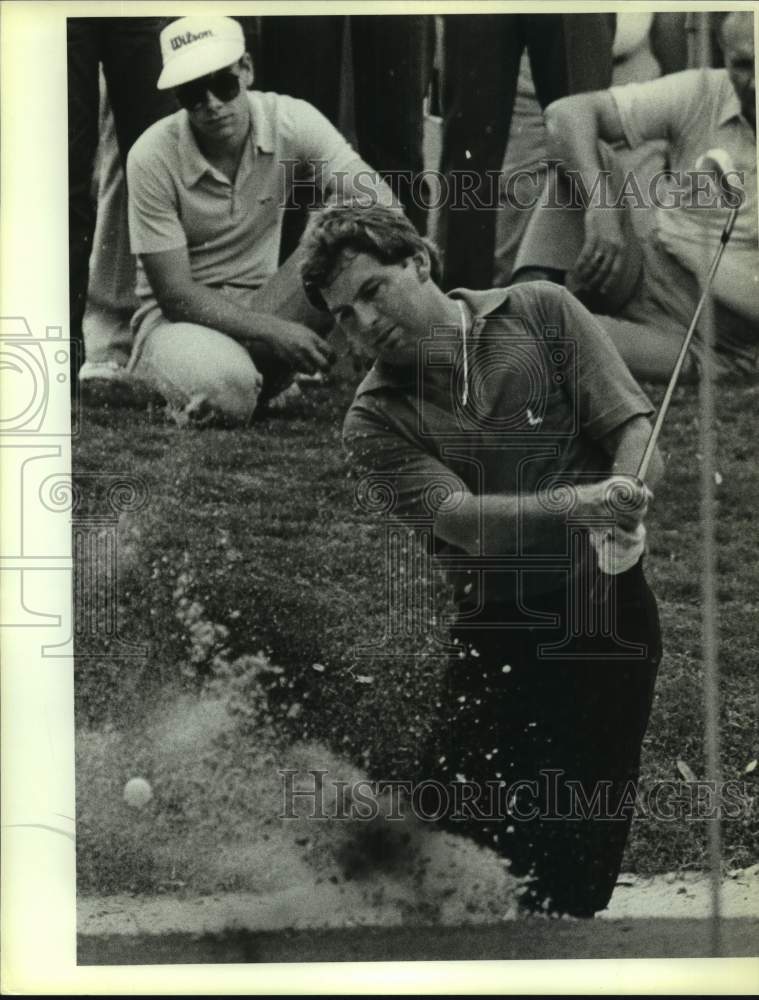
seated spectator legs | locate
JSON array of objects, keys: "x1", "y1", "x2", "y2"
[
  {"x1": 586, "y1": 310, "x2": 694, "y2": 385},
  {"x1": 514, "y1": 140, "x2": 645, "y2": 304},
  {"x1": 513, "y1": 140, "x2": 702, "y2": 383}
]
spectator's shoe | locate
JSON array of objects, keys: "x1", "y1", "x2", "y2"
[{"x1": 78, "y1": 360, "x2": 164, "y2": 409}]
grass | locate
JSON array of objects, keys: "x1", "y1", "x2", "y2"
[{"x1": 73, "y1": 362, "x2": 759, "y2": 897}]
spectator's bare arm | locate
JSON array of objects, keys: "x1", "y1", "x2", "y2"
[{"x1": 544, "y1": 90, "x2": 627, "y2": 177}]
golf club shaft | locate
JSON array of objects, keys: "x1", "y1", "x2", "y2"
[{"x1": 636, "y1": 206, "x2": 738, "y2": 482}]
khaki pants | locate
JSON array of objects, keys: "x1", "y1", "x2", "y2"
[{"x1": 128, "y1": 252, "x2": 331, "y2": 425}]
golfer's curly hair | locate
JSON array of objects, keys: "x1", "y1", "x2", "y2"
[{"x1": 300, "y1": 202, "x2": 442, "y2": 310}]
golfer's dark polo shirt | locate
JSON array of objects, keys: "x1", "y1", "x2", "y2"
[{"x1": 343, "y1": 281, "x2": 654, "y2": 611}]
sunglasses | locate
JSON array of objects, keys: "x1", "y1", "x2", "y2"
[{"x1": 176, "y1": 69, "x2": 242, "y2": 110}]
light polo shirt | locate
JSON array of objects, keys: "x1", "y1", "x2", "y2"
[
  {"x1": 343, "y1": 281, "x2": 654, "y2": 610},
  {"x1": 610, "y1": 69, "x2": 758, "y2": 251},
  {"x1": 127, "y1": 90, "x2": 369, "y2": 306}
]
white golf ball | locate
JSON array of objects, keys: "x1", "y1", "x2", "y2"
[{"x1": 123, "y1": 777, "x2": 153, "y2": 808}]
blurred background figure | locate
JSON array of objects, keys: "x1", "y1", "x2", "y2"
[
  {"x1": 257, "y1": 15, "x2": 434, "y2": 249},
  {"x1": 68, "y1": 17, "x2": 177, "y2": 398},
  {"x1": 511, "y1": 10, "x2": 757, "y2": 383},
  {"x1": 72, "y1": 12, "x2": 734, "y2": 407},
  {"x1": 81, "y1": 78, "x2": 153, "y2": 389},
  {"x1": 493, "y1": 12, "x2": 689, "y2": 285},
  {"x1": 436, "y1": 13, "x2": 616, "y2": 291}
]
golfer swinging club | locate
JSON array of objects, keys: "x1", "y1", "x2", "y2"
[{"x1": 301, "y1": 203, "x2": 665, "y2": 918}]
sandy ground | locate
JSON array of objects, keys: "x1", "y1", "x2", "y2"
[{"x1": 79, "y1": 864, "x2": 758, "y2": 937}]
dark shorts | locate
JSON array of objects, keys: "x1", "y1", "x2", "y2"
[{"x1": 419, "y1": 559, "x2": 662, "y2": 916}]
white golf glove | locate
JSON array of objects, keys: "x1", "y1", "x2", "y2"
[{"x1": 589, "y1": 523, "x2": 646, "y2": 576}]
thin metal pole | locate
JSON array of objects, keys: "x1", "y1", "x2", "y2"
[
  {"x1": 699, "y1": 218, "x2": 723, "y2": 961},
  {"x1": 694, "y1": 10, "x2": 723, "y2": 957},
  {"x1": 637, "y1": 209, "x2": 737, "y2": 483}
]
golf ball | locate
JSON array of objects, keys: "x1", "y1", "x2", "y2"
[{"x1": 123, "y1": 776, "x2": 153, "y2": 808}]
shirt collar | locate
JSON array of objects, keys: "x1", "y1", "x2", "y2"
[
  {"x1": 718, "y1": 73, "x2": 744, "y2": 126},
  {"x1": 176, "y1": 91, "x2": 273, "y2": 187},
  {"x1": 247, "y1": 91, "x2": 275, "y2": 153},
  {"x1": 177, "y1": 110, "x2": 211, "y2": 187},
  {"x1": 354, "y1": 286, "x2": 514, "y2": 397}
]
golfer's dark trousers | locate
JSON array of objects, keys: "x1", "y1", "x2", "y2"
[
  {"x1": 257, "y1": 14, "x2": 434, "y2": 251},
  {"x1": 438, "y1": 13, "x2": 616, "y2": 291},
  {"x1": 67, "y1": 18, "x2": 177, "y2": 388},
  {"x1": 425, "y1": 559, "x2": 661, "y2": 917}
]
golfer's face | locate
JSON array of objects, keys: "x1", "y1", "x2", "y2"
[{"x1": 321, "y1": 251, "x2": 429, "y2": 366}]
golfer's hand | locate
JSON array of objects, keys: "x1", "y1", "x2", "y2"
[
  {"x1": 589, "y1": 522, "x2": 646, "y2": 575},
  {"x1": 574, "y1": 208, "x2": 626, "y2": 295},
  {"x1": 575, "y1": 475, "x2": 652, "y2": 531},
  {"x1": 272, "y1": 321, "x2": 336, "y2": 375}
]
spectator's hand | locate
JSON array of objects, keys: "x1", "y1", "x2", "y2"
[
  {"x1": 574, "y1": 208, "x2": 626, "y2": 295},
  {"x1": 574, "y1": 475, "x2": 652, "y2": 531},
  {"x1": 270, "y1": 320, "x2": 336, "y2": 375}
]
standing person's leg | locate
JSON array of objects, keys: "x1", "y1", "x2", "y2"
[
  {"x1": 496, "y1": 14, "x2": 615, "y2": 284},
  {"x1": 558, "y1": 13, "x2": 616, "y2": 95},
  {"x1": 507, "y1": 14, "x2": 616, "y2": 290},
  {"x1": 256, "y1": 16, "x2": 345, "y2": 262},
  {"x1": 493, "y1": 55, "x2": 549, "y2": 285},
  {"x1": 101, "y1": 18, "x2": 177, "y2": 163},
  {"x1": 438, "y1": 14, "x2": 522, "y2": 290},
  {"x1": 67, "y1": 18, "x2": 102, "y2": 389},
  {"x1": 82, "y1": 83, "x2": 137, "y2": 370},
  {"x1": 236, "y1": 16, "x2": 263, "y2": 75},
  {"x1": 350, "y1": 15, "x2": 435, "y2": 234},
  {"x1": 256, "y1": 15, "x2": 344, "y2": 114},
  {"x1": 524, "y1": 13, "x2": 614, "y2": 109},
  {"x1": 78, "y1": 19, "x2": 176, "y2": 402}
]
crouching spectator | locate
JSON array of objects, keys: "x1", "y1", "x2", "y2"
[
  {"x1": 126, "y1": 16, "x2": 393, "y2": 426},
  {"x1": 512, "y1": 10, "x2": 758, "y2": 383}
]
